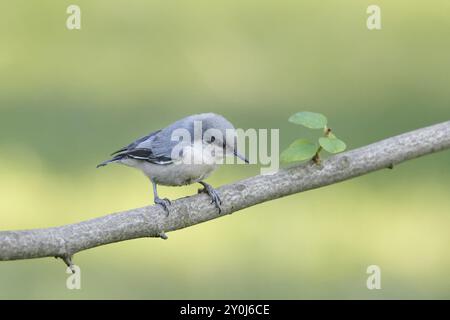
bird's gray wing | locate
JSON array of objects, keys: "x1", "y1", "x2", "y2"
[
  {"x1": 110, "y1": 130, "x2": 161, "y2": 155},
  {"x1": 114, "y1": 129, "x2": 175, "y2": 165}
]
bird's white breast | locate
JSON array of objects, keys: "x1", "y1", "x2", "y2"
[{"x1": 119, "y1": 142, "x2": 219, "y2": 186}]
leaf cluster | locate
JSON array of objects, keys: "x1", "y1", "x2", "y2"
[{"x1": 281, "y1": 111, "x2": 347, "y2": 163}]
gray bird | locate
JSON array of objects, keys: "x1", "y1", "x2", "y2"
[{"x1": 97, "y1": 113, "x2": 248, "y2": 214}]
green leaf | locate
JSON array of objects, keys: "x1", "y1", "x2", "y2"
[
  {"x1": 280, "y1": 139, "x2": 319, "y2": 162},
  {"x1": 319, "y1": 137, "x2": 347, "y2": 154},
  {"x1": 288, "y1": 111, "x2": 328, "y2": 129}
]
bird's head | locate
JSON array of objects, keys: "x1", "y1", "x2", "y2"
[{"x1": 193, "y1": 113, "x2": 249, "y2": 164}]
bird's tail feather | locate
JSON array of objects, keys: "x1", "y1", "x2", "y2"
[{"x1": 96, "y1": 155, "x2": 124, "y2": 168}]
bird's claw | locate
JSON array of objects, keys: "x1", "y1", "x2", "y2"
[
  {"x1": 155, "y1": 197, "x2": 171, "y2": 216},
  {"x1": 202, "y1": 185, "x2": 223, "y2": 214}
]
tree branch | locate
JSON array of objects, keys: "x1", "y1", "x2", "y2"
[{"x1": 1, "y1": 121, "x2": 450, "y2": 264}]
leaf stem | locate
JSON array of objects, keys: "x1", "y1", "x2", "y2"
[
  {"x1": 312, "y1": 146, "x2": 322, "y2": 164},
  {"x1": 313, "y1": 127, "x2": 332, "y2": 164}
]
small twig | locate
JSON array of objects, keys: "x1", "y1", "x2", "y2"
[
  {"x1": 158, "y1": 232, "x2": 168, "y2": 240},
  {"x1": 55, "y1": 255, "x2": 75, "y2": 273}
]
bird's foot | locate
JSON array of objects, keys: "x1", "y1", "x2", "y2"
[
  {"x1": 155, "y1": 197, "x2": 171, "y2": 216},
  {"x1": 199, "y1": 182, "x2": 223, "y2": 214}
]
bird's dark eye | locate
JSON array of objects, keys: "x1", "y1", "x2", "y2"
[{"x1": 210, "y1": 136, "x2": 216, "y2": 143}]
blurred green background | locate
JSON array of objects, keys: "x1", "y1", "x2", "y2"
[{"x1": 1, "y1": 0, "x2": 449, "y2": 299}]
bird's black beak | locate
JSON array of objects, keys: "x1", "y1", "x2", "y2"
[{"x1": 234, "y1": 150, "x2": 249, "y2": 163}]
